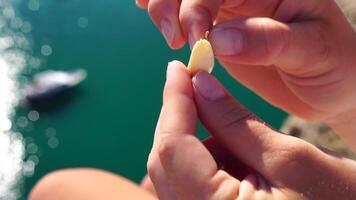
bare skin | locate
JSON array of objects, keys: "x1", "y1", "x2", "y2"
[
  {"x1": 29, "y1": 168, "x2": 156, "y2": 200},
  {"x1": 30, "y1": 62, "x2": 356, "y2": 200},
  {"x1": 146, "y1": 62, "x2": 356, "y2": 199},
  {"x1": 137, "y1": 0, "x2": 356, "y2": 149},
  {"x1": 30, "y1": 0, "x2": 356, "y2": 199}
]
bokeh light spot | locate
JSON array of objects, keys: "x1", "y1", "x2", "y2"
[
  {"x1": 27, "y1": 110, "x2": 39, "y2": 122},
  {"x1": 28, "y1": 0, "x2": 40, "y2": 11},
  {"x1": 77, "y1": 17, "x2": 89, "y2": 28},
  {"x1": 48, "y1": 137, "x2": 59, "y2": 149},
  {"x1": 41, "y1": 44, "x2": 52, "y2": 56}
]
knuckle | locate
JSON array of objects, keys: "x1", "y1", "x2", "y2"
[
  {"x1": 146, "y1": 152, "x2": 162, "y2": 180},
  {"x1": 267, "y1": 140, "x2": 314, "y2": 172},
  {"x1": 283, "y1": 142, "x2": 311, "y2": 162},
  {"x1": 157, "y1": 134, "x2": 194, "y2": 161},
  {"x1": 219, "y1": 102, "x2": 254, "y2": 130},
  {"x1": 314, "y1": 22, "x2": 331, "y2": 65},
  {"x1": 157, "y1": 134, "x2": 177, "y2": 161},
  {"x1": 258, "y1": 18, "x2": 290, "y2": 64}
]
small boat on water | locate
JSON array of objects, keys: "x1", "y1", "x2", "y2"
[{"x1": 24, "y1": 69, "x2": 87, "y2": 103}]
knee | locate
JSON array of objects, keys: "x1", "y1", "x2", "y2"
[
  {"x1": 29, "y1": 168, "x2": 156, "y2": 200},
  {"x1": 28, "y1": 168, "x2": 98, "y2": 200}
]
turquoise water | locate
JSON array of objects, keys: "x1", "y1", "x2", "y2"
[{"x1": 12, "y1": 0, "x2": 287, "y2": 197}]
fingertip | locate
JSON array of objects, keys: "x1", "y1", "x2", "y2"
[
  {"x1": 244, "y1": 174, "x2": 258, "y2": 188},
  {"x1": 179, "y1": 1, "x2": 218, "y2": 48},
  {"x1": 136, "y1": 0, "x2": 148, "y2": 9},
  {"x1": 192, "y1": 71, "x2": 227, "y2": 102},
  {"x1": 239, "y1": 174, "x2": 257, "y2": 196},
  {"x1": 163, "y1": 60, "x2": 195, "y2": 112},
  {"x1": 148, "y1": 0, "x2": 186, "y2": 49},
  {"x1": 166, "y1": 60, "x2": 188, "y2": 76},
  {"x1": 169, "y1": 39, "x2": 187, "y2": 50},
  {"x1": 161, "y1": 19, "x2": 186, "y2": 50},
  {"x1": 210, "y1": 26, "x2": 245, "y2": 57},
  {"x1": 163, "y1": 20, "x2": 186, "y2": 50},
  {"x1": 256, "y1": 174, "x2": 270, "y2": 191},
  {"x1": 184, "y1": 21, "x2": 211, "y2": 49},
  {"x1": 168, "y1": 60, "x2": 186, "y2": 68}
]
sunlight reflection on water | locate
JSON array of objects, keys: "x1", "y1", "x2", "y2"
[{"x1": 0, "y1": 0, "x2": 37, "y2": 199}]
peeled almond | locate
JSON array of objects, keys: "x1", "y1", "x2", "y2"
[{"x1": 187, "y1": 38, "x2": 215, "y2": 75}]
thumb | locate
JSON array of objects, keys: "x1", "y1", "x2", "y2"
[
  {"x1": 192, "y1": 71, "x2": 316, "y2": 180},
  {"x1": 210, "y1": 17, "x2": 331, "y2": 75}
]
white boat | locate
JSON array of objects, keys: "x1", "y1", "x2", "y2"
[{"x1": 24, "y1": 69, "x2": 87, "y2": 102}]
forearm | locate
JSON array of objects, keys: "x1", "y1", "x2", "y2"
[{"x1": 324, "y1": 109, "x2": 356, "y2": 151}]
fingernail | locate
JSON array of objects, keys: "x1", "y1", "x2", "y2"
[
  {"x1": 188, "y1": 24, "x2": 201, "y2": 49},
  {"x1": 161, "y1": 19, "x2": 174, "y2": 45},
  {"x1": 188, "y1": 33, "x2": 195, "y2": 49},
  {"x1": 210, "y1": 28, "x2": 244, "y2": 56},
  {"x1": 192, "y1": 72, "x2": 226, "y2": 101},
  {"x1": 249, "y1": 174, "x2": 258, "y2": 188},
  {"x1": 166, "y1": 60, "x2": 177, "y2": 79},
  {"x1": 135, "y1": 1, "x2": 143, "y2": 8},
  {"x1": 242, "y1": 174, "x2": 258, "y2": 188}
]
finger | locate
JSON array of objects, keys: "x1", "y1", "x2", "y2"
[
  {"x1": 152, "y1": 61, "x2": 218, "y2": 199},
  {"x1": 159, "y1": 134, "x2": 238, "y2": 200},
  {"x1": 203, "y1": 137, "x2": 254, "y2": 180},
  {"x1": 192, "y1": 71, "x2": 302, "y2": 177},
  {"x1": 179, "y1": 0, "x2": 221, "y2": 47},
  {"x1": 218, "y1": 62, "x2": 329, "y2": 120},
  {"x1": 158, "y1": 60, "x2": 197, "y2": 136},
  {"x1": 136, "y1": 0, "x2": 149, "y2": 9},
  {"x1": 216, "y1": 0, "x2": 281, "y2": 22},
  {"x1": 156, "y1": 61, "x2": 218, "y2": 198},
  {"x1": 238, "y1": 174, "x2": 257, "y2": 200},
  {"x1": 256, "y1": 174, "x2": 270, "y2": 191},
  {"x1": 238, "y1": 174, "x2": 274, "y2": 200},
  {"x1": 147, "y1": 152, "x2": 176, "y2": 200},
  {"x1": 148, "y1": 0, "x2": 185, "y2": 49},
  {"x1": 153, "y1": 61, "x2": 240, "y2": 199},
  {"x1": 159, "y1": 135, "x2": 241, "y2": 199},
  {"x1": 179, "y1": 0, "x2": 288, "y2": 47},
  {"x1": 147, "y1": 104, "x2": 180, "y2": 200},
  {"x1": 210, "y1": 18, "x2": 334, "y2": 76},
  {"x1": 147, "y1": 60, "x2": 197, "y2": 200}
]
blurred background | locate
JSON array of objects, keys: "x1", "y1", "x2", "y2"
[{"x1": 0, "y1": 0, "x2": 286, "y2": 199}]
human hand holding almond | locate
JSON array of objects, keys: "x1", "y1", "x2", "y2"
[
  {"x1": 137, "y1": 0, "x2": 356, "y2": 149},
  {"x1": 146, "y1": 61, "x2": 356, "y2": 200}
]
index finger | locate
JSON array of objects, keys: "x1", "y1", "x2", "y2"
[
  {"x1": 154, "y1": 61, "x2": 239, "y2": 199},
  {"x1": 147, "y1": 60, "x2": 198, "y2": 200},
  {"x1": 179, "y1": 0, "x2": 221, "y2": 47},
  {"x1": 148, "y1": 0, "x2": 186, "y2": 49},
  {"x1": 156, "y1": 60, "x2": 197, "y2": 138}
]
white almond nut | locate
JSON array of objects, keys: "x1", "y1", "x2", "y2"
[{"x1": 187, "y1": 38, "x2": 215, "y2": 75}]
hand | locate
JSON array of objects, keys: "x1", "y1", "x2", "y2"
[
  {"x1": 137, "y1": 0, "x2": 356, "y2": 148},
  {"x1": 147, "y1": 61, "x2": 356, "y2": 199}
]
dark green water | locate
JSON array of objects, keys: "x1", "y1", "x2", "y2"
[{"x1": 16, "y1": 0, "x2": 287, "y2": 197}]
